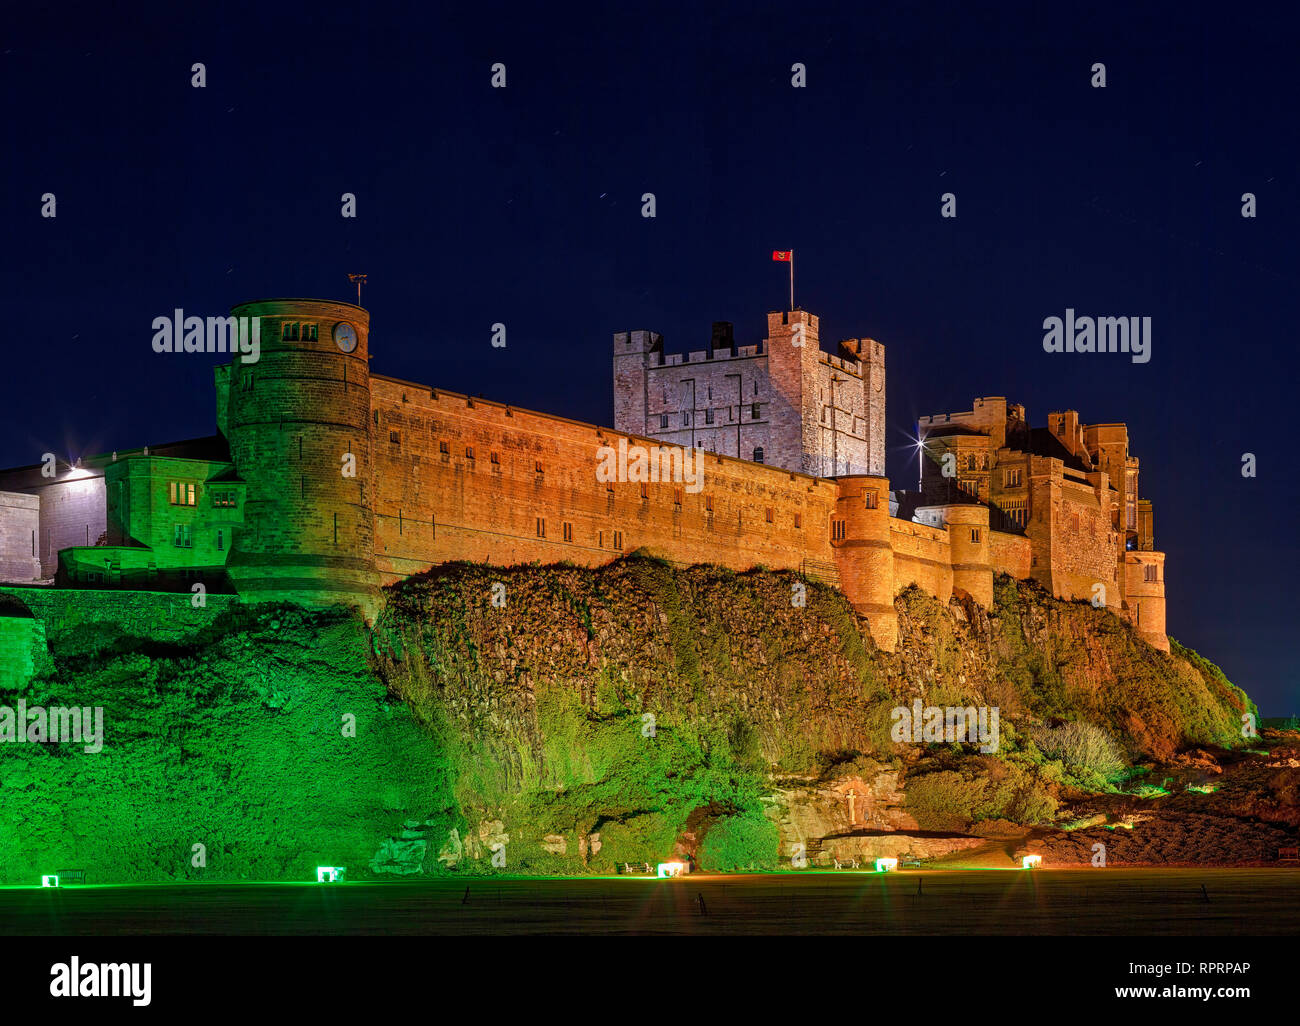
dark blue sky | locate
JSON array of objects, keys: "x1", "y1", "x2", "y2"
[{"x1": 3, "y1": 2, "x2": 1295, "y2": 713}]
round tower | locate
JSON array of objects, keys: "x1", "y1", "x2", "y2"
[
  {"x1": 831, "y1": 474, "x2": 897, "y2": 651},
  {"x1": 943, "y1": 504, "x2": 993, "y2": 607},
  {"x1": 224, "y1": 298, "x2": 378, "y2": 612},
  {"x1": 1124, "y1": 551, "x2": 1168, "y2": 651}
]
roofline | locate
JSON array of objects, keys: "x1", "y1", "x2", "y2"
[{"x1": 231, "y1": 298, "x2": 369, "y2": 314}]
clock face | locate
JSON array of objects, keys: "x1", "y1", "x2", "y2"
[{"x1": 333, "y1": 321, "x2": 358, "y2": 353}]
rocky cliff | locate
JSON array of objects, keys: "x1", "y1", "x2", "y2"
[{"x1": 0, "y1": 555, "x2": 1281, "y2": 882}]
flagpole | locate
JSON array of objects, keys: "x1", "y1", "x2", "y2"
[{"x1": 790, "y1": 250, "x2": 794, "y2": 311}]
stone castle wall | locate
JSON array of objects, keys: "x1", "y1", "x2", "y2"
[{"x1": 0, "y1": 492, "x2": 40, "y2": 582}]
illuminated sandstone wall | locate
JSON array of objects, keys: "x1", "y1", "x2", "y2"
[
  {"x1": 989, "y1": 529, "x2": 1031, "y2": 579},
  {"x1": 1048, "y1": 476, "x2": 1121, "y2": 607},
  {"x1": 888, "y1": 519, "x2": 953, "y2": 602},
  {"x1": 368, "y1": 377, "x2": 841, "y2": 584}
]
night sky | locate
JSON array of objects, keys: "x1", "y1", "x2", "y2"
[{"x1": 3, "y1": 2, "x2": 1295, "y2": 713}]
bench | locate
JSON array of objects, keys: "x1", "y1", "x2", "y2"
[{"x1": 1278, "y1": 847, "x2": 1299, "y2": 865}]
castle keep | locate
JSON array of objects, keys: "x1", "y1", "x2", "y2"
[{"x1": 0, "y1": 298, "x2": 1168, "y2": 652}]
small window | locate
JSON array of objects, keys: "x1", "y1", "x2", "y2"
[
  {"x1": 216, "y1": 530, "x2": 224, "y2": 552},
  {"x1": 864, "y1": 489, "x2": 877, "y2": 510},
  {"x1": 751, "y1": 403, "x2": 760, "y2": 420},
  {"x1": 705, "y1": 496, "x2": 714, "y2": 513},
  {"x1": 613, "y1": 531, "x2": 623, "y2": 551},
  {"x1": 765, "y1": 507, "x2": 774, "y2": 524},
  {"x1": 536, "y1": 517, "x2": 546, "y2": 538},
  {"x1": 304, "y1": 323, "x2": 318, "y2": 341},
  {"x1": 970, "y1": 528, "x2": 981, "y2": 543},
  {"x1": 389, "y1": 431, "x2": 401, "y2": 445},
  {"x1": 535, "y1": 461, "x2": 544, "y2": 475},
  {"x1": 640, "y1": 483, "x2": 649, "y2": 501},
  {"x1": 832, "y1": 519, "x2": 846, "y2": 541},
  {"x1": 674, "y1": 487, "x2": 683, "y2": 508},
  {"x1": 173, "y1": 524, "x2": 192, "y2": 548},
  {"x1": 683, "y1": 412, "x2": 691, "y2": 427},
  {"x1": 753, "y1": 447, "x2": 764, "y2": 464},
  {"x1": 563, "y1": 522, "x2": 573, "y2": 542},
  {"x1": 660, "y1": 414, "x2": 669, "y2": 428},
  {"x1": 466, "y1": 446, "x2": 475, "y2": 460},
  {"x1": 705, "y1": 409, "x2": 714, "y2": 425},
  {"x1": 490, "y1": 452, "x2": 500, "y2": 465},
  {"x1": 794, "y1": 512, "x2": 802, "y2": 529},
  {"x1": 439, "y1": 441, "x2": 450, "y2": 462}
]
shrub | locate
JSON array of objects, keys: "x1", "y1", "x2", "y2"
[
  {"x1": 1029, "y1": 721, "x2": 1127, "y2": 786},
  {"x1": 699, "y1": 808, "x2": 779, "y2": 871}
]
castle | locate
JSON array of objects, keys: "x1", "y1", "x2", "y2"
[{"x1": 0, "y1": 299, "x2": 1168, "y2": 652}]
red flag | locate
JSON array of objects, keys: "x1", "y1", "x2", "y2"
[{"x1": 772, "y1": 250, "x2": 792, "y2": 261}]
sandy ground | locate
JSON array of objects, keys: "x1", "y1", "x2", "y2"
[{"x1": 4, "y1": 868, "x2": 1296, "y2": 935}]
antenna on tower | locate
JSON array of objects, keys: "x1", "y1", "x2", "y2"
[{"x1": 348, "y1": 273, "x2": 368, "y2": 306}]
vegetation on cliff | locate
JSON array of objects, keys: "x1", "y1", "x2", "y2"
[{"x1": 0, "y1": 556, "x2": 1260, "y2": 881}]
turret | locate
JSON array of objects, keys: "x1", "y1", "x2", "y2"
[
  {"x1": 831, "y1": 474, "x2": 897, "y2": 650},
  {"x1": 765, "y1": 310, "x2": 821, "y2": 476},
  {"x1": 612, "y1": 329, "x2": 662, "y2": 437},
  {"x1": 223, "y1": 298, "x2": 378, "y2": 612},
  {"x1": 942, "y1": 504, "x2": 992, "y2": 607},
  {"x1": 1124, "y1": 551, "x2": 1168, "y2": 651}
]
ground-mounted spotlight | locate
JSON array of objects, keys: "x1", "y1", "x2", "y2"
[
  {"x1": 1022, "y1": 854, "x2": 1042, "y2": 869},
  {"x1": 315, "y1": 866, "x2": 346, "y2": 883},
  {"x1": 875, "y1": 857, "x2": 898, "y2": 873},
  {"x1": 41, "y1": 875, "x2": 59, "y2": 888},
  {"x1": 656, "y1": 861, "x2": 687, "y2": 878}
]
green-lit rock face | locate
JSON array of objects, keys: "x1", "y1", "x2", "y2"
[
  {"x1": 0, "y1": 560, "x2": 1261, "y2": 882},
  {"x1": 0, "y1": 595, "x2": 52, "y2": 690}
]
